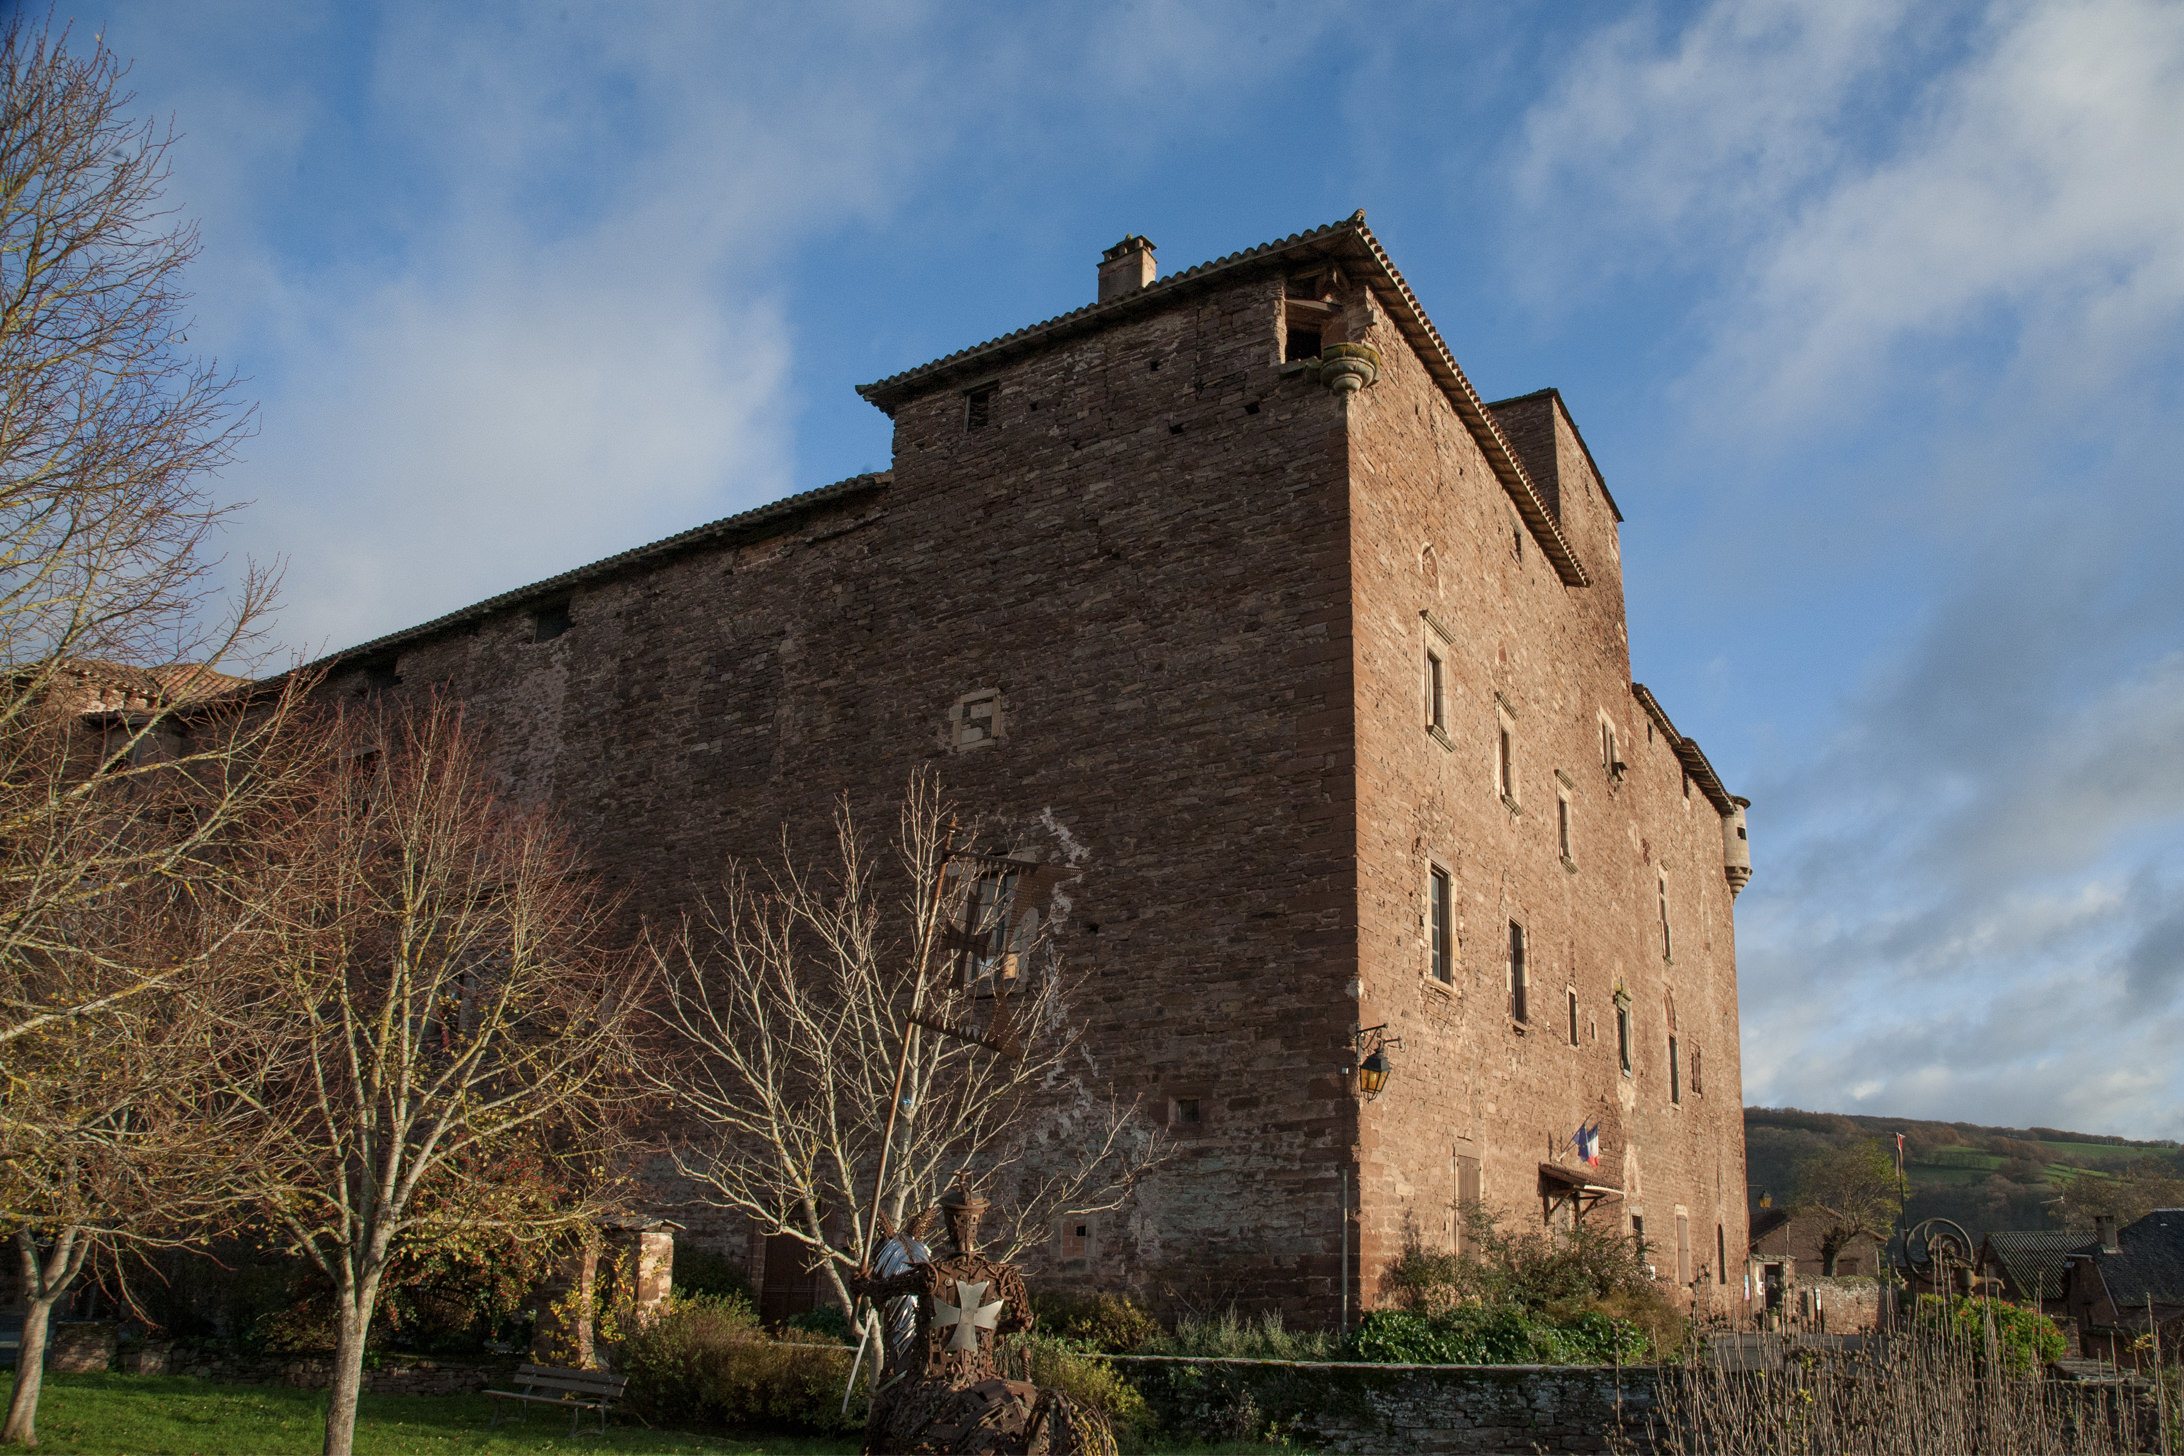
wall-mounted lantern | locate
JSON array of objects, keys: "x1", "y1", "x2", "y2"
[{"x1": 1352, "y1": 1023, "x2": 1403, "y2": 1102}]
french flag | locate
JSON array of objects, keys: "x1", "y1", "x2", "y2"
[{"x1": 1575, "y1": 1123, "x2": 1601, "y2": 1169}]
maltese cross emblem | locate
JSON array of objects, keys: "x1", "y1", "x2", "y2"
[{"x1": 931, "y1": 1278, "x2": 1006, "y2": 1352}]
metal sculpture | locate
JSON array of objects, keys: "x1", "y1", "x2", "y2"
[{"x1": 852, "y1": 1186, "x2": 1111, "y2": 1455}]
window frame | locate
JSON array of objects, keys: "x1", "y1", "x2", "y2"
[{"x1": 1427, "y1": 860, "x2": 1454, "y2": 986}]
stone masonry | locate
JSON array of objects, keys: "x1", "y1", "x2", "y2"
[{"x1": 304, "y1": 215, "x2": 1751, "y2": 1327}]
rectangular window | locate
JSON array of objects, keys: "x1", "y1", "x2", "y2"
[
  {"x1": 1429, "y1": 866, "x2": 1453, "y2": 984},
  {"x1": 532, "y1": 600, "x2": 572, "y2": 642},
  {"x1": 956, "y1": 866, "x2": 1022, "y2": 996},
  {"x1": 1676, "y1": 1214, "x2": 1691, "y2": 1287},
  {"x1": 1601, "y1": 720, "x2": 1618, "y2": 776},
  {"x1": 1617, "y1": 1003, "x2": 1632, "y2": 1075},
  {"x1": 1632, "y1": 1214, "x2": 1646, "y2": 1263},
  {"x1": 1557, "y1": 791, "x2": 1573, "y2": 862},
  {"x1": 1061, "y1": 1218, "x2": 1090, "y2": 1260},
  {"x1": 1497, "y1": 723, "x2": 1515, "y2": 803},
  {"x1": 1717, "y1": 1224, "x2": 1728, "y2": 1285},
  {"x1": 1659, "y1": 873, "x2": 1673, "y2": 962},
  {"x1": 1567, "y1": 988, "x2": 1580, "y2": 1047},
  {"x1": 1508, "y1": 921, "x2": 1528, "y2": 1024},
  {"x1": 1173, "y1": 1097, "x2": 1201, "y2": 1126},
  {"x1": 1669, "y1": 1035, "x2": 1682, "y2": 1104},
  {"x1": 1693, "y1": 1045, "x2": 1704, "y2": 1097},
  {"x1": 1455, "y1": 1154, "x2": 1482, "y2": 1255},
  {"x1": 965, "y1": 387, "x2": 992, "y2": 429},
  {"x1": 1425, "y1": 650, "x2": 1445, "y2": 733}
]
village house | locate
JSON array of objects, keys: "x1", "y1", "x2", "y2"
[
  {"x1": 2062, "y1": 1212, "x2": 2184, "y2": 1366},
  {"x1": 303, "y1": 216, "x2": 1754, "y2": 1325}
]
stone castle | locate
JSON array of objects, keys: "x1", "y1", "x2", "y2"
[{"x1": 312, "y1": 214, "x2": 1753, "y2": 1324}]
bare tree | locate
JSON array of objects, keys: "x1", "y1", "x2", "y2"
[
  {"x1": 1795, "y1": 1141, "x2": 1904, "y2": 1276},
  {"x1": 215, "y1": 698, "x2": 648, "y2": 1456},
  {"x1": 644, "y1": 773, "x2": 1159, "y2": 1321},
  {"x1": 0, "y1": 21, "x2": 317, "y2": 1443}
]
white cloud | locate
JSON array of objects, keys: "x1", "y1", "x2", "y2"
[{"x1": 1511, "y1": 0, "x2": 2184, "y2": 1136}]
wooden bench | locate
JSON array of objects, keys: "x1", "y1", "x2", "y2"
[{"x1": 484, "y1": 1363, "x2": 629, "y2": 1437}]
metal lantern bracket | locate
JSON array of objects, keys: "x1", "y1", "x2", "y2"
[{"x1": 1351, "y1": 1023, "x2": 1403, "y2": 1102}]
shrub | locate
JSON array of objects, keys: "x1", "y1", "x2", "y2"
[
  {"x1": 998, "y1": 1334, "x2": 1150, "y2": 1448},
  {"x1": 1915, "y1": 1294, "x2": 2067, "y2": 1374},
  {"x1": 1347, "y1": 1306, "x2": 1645, "y2": 1365},
  {"x1": 1032, "y1": 1290, "x2": 1160, "y2": 1352},
  {"x1": 671, "y1": 1245, "x2": 756, "y2": 1304},
  {"x1": 1379, "y1": 1210, "x2": 1685, "y2": 1362},
  {"x1": 783, "y1": 1305, "x2": 853, "y2": 1341},
  {"x1": 616, "y1": 1294, "x2": 857, "y2": 1435},
  {"x1": 1140, "y1": 1309, "x2": 1339, "y2": 1362}
]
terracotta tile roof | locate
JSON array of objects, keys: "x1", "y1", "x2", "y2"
[
  {"x1": 856, "y1": 214, "x2": 1591, "y2": 588},
  {"x1": 1631, "y1": 682, "x2": 1745, "y2": 815}
]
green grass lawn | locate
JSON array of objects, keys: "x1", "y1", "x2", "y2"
[{"x1": 1, "y1": 1373, "x2": 857, "y2": 1456}]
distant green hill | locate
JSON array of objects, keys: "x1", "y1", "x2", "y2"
[{"x1": 1744, "y1": 1107, "x2": 2181, "y2": 1242}]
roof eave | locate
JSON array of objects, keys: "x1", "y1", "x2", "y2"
[
  {"x1": 858, "y1": 215, "x2": 1590, "y2": 588},
  {"x1": 289, "y1": 472, "x2": 892, "y2": 680},
  {"x1": 1630, "y1": 682, "x2": 1742, "y2": 815}
]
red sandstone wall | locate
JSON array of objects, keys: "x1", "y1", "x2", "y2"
[
  {"x1": 316, "y1": 254, "x2": 1748, "y2": 1326},
  {"x1": 1338, "y1": 289, "x2": 1747, "y2": 1318},
  {"x1": 327, "y1": 270, "x2": 1364, "y2": 1318}
]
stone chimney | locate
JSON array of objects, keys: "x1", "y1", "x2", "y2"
[
  {"x1": 1098, "y1": 235, "x2": 1157, "y2": 304},
  {"x1": 2096, "y1": 1215, "x2": 2120, "y2": 1254}
]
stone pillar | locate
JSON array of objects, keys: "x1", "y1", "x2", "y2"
[
  {"x1": 530, "y1": 1241, "x2": 599, "y2": 1368},
  {"x1": 634, "y1": 1229, "x2": 673, "y2": 1315}
]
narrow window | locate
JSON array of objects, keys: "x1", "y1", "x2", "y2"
[
  {"x1": 1617, "y1": 1003, "x2": 1632, "y2": 1075},
  {"x1": 1693, "y1": 1045, "x2": 1704, "y2": 1097},
  {"x1": 965, "y1": 387, "x2": 992, "y2": 430},
  {"x1": 1632, "y1": 1214, "x2": 1646, "y2": 1262},
  {"x1": 958, "y1": 868, "x2": 1021, "y2": 996},
  {"x1": 1659, "y1": 873, "x2": 1673, "y2": 962},
  {"x1": 1508, "y1": 921, "x2": 1528, "y2": 1024},
  {"x1": 1676, "y1": 1215, "x2": 1691, "y2": 1286},
  {"x1": 1717, "y1": 1224, "x2": 1728, "y2": 1285},
  {"x1": 1601, "y1": 721, "x2": 1619, "y2": 776},
  {"x1": 532, "y1": 600, "x2": 572, "y2": 642},
  {"x1": 1425, "y1": 650, "x2": 1446, "y2": 734},
  {"x1": 1567, "y1": 988, "x2": 1580, "y2": 1047},
  {"x1": 1682, "y1": 770, "x2": 1692, "y2": 800},
  {"x1": 1497, "y1": 724, "x2": 1515, "y2": 803},
  {"x1": 1511, "y1": 511, "x2": 1524, "y2": 562},
  {"x1": 1557, "y1": 792, "x2": 1573, "y2": 862},
  {"x1": 1429, "y1": 866, "x2": 1453, "y2": 984},
  {"x1": 1669, "y1": 1035, "x2": 1682, "y2": 1104}
]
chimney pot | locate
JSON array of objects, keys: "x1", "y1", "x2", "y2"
[
  {"x1": 1098, "y1": 235, "x2": 1157, "y2": 303},
  {"x1": 2096, "y1": 1215, "x2": 2120, "y2": 1254}
]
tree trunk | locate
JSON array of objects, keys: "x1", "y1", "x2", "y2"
[
  {"x1": 1, "y1": 1296, "x2": 58, "y2": 1447},
  {"x1": 320, "y1": 1277, "x2": 381, "y2": 1456}
]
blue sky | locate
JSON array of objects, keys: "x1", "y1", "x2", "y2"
[{"x1": 60, "y1": 0, "x2": 2184, "y2": 1136}]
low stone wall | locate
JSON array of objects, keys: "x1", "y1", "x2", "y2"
[
  {"x1": 122, "y1": 1343, "x2": 510, "y2": 1396},
  {"x1": 1108, "y1": 1354, "x2": 1660, "y2": 1455},
  {"x1": 1796, "y1": 1277, "x2": 1883, "y2": 1332}
]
